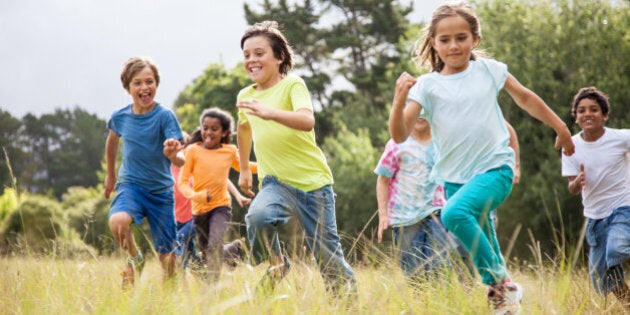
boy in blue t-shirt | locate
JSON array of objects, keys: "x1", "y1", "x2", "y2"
[{"x1": 104, "y1": 56, "x2": 184, "y2": 290}]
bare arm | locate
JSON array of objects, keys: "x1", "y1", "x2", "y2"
[
  {"x1": 236, "y1": 100, "x2": 315, "y2": 131},
  {"x1": 376, "y1": 175, "x2": 390, "y2": 243},
  {"x1": 237, "y1": 121, "x2": 255, "y2": 197},
  {"x1": 503, "y1": 74, "x2": 575, "y2": 156},
  {"x1": 104, "y1": 130, "x2": 119, "y2": 199},
  {"x1": 389, "y1": 72, "x2": 421, "y2": 143},
  {"x1": 228, "y1": 179, "x2": 251, "y2": 207},
  {"x1": 505, "y1": 120, "x2": 521, "y2": 184}
]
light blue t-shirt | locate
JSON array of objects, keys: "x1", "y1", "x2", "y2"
[
  {"x1": 107, "y1": 103, "x2": 183, "y2": 193},
  {"x1": 374, "y1": 138, "x2": 446, "y2": 227},
  {"x1": 408, "y1": 58, "x2": 515, "y2": 183}
]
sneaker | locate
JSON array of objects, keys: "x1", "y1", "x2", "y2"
[
  {"x1": 488, "y1": 279, "x2": 523, "y2": 315},
  {"x1": 131, "y1": 253, "x2": 145, "y2": 276},
  {"x1": 121, "y1": 264, "x2": 134, "y2": 291},
  {"x1": 224, "y1": 239, "x2": 246, "y2": 269},
  {"x1": 256, "y1": 255, "x2": 291, "y2": 295}
]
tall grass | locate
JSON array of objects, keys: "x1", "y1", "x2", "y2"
[
  {"x1": 0, "y1": 242, "x2": 627, "y2": 314},
  {"x1": 1, "y1": 148, "x2": 628, "y2": 314}
]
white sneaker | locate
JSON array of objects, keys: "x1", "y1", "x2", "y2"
[{"x1": 488, "y1": 280, "x2": 523, "y2": 315}]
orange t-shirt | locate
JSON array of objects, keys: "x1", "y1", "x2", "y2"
[{"x1": 178, "y1": 143, "x2": 256, "y2": 215}]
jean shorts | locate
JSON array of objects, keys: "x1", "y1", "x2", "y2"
[{"x1": 110, "y1": 183, "x2": 177, "y2": 254}]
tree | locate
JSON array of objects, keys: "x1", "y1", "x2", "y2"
[
  {"x1": 173, "y1": 63, "x2": 250, "y2": 133},
  {"x1": 17, "y1": 108, "x2": 106, "y2": 198},
  {"x1": 0, "y1": 110, "x2": 26, "y2": 191},
  {"x1": 473, "y1": 0, "x2": 629, "y2": 256}
]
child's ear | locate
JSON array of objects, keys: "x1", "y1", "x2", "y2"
[{"x1": 473, "y1": 36, "x2": 481, "y2": 48}]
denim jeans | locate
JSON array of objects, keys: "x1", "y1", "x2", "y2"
[
  {"x1": 176, "y1": 219, "x2": 200, "y2": 268},
  {"x1": 442, "y1": 165, "x2": 513, "y2": 285},
  {"x1": 586, "y1": 205, "x2": 630, "y2": 294},
  {"x1": 245, "y1": 175, "x2": 356, "y2": 292},
  {"x1": 393, "y1": 212, "x2": 459, "y2": 279}
]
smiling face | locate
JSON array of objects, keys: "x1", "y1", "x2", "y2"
[
  {"x1": 242, "y1": 35, "x2": 283, "y2": 90},
  {"x1": 128, "y1": 66, "x2": 157, "y2": 114},
  {"x1": 575, "y1": 98, "x2": 608, "y2": 137},
  {"x1": 431, "y1": 15, "x2": 479, "y2": 75},
  {"x1": 201, "y1": 116, "x2": 228, "y2": 150}
]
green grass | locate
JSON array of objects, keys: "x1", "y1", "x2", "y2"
[{"x1": 0, "y1": 255, "x2": 627, "y2": 314}]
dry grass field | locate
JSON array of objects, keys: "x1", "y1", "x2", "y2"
[{"x1": 1, "y1": 253, "x2": 628, "y2": 314}]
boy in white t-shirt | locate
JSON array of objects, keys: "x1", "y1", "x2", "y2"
[{"x1": 561, "y1": 86, "x2": 630, "y2": 306}]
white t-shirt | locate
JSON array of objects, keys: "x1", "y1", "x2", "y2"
[{"x1": 561, "y1": 128, "x2": 630, "y2": 219}]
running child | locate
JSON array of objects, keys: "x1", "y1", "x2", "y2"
[
  {"x1": 104, "y1": 56, "x2": 184, "y2": 290},
  {"x1": 375, "y1": 116, "x2": 457, "y2": 281},
  {"x1": 388, "y1": 2, "x2": 574, "y2": 313},
  {"x1": 236, "y1": 21, "x2": 357, "y2": 297},
  {"x1": 561, "y1": 86, "x2": 630, "y2": 307},
  {"x1": 177, "y1": 108, "x2": 254, "y2": 283}
]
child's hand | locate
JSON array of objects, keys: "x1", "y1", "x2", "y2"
[
  {"x1": 513, "y1": 164, "x2": 521, "y2": 184},
  {"x1": 393, "y1": 72, "x2": 417, "y2": 105},
  {"x1": 568, "y1": 163, "x2": 585, "y2": 194},
  {"x1": 576, "y1": 163, "x2": 586, "y2": 190},
  {"x1": 104, "y1": 175, "x2": 116, "y2": 199},
  {"x1": 237, "y1": 99, "x2": 274, "y2": 120},
  {"x1": 377, "y1": 212, "x2": 389, "y2": 243},
  {"x1": 163, "y1": 138, "x2": 183, "y2": 159},
  {"x1": 192, "y1": 190, "x2": 211, "y2": 203},
  {"x1": 236, "y1": 196, "x2": 251, "y2": 207},
  {"x1": 238, "y1": 169, "x2": 255, "y2": 197},
  {"x1": 555, "y1": 128, "x2": 575, "y2": 156}
]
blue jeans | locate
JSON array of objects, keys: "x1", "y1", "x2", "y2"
[
  {"x1": 586, "y1": 205, "x2": 630, "y2": 295},
  {"x1": 442, "y1": 165, "x2": 513, "y2": 285},
  {"x1": 245, "y1": 176, "x2": 356, "y2": 292},
  {"x1": 176, "y1": 220, "x2": 200, "y2": 268},
  {"x1": 393, "y1": 212, "x2": 459, "y2": 279}
]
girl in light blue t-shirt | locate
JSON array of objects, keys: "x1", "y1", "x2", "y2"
[{"x1": 388, "y1": 2, "x2": 574, "y2": 313}]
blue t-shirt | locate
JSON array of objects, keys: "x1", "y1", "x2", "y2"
[
  {"x1": 107, "y1": 103, "x2": 183, "y2": 193},
  {"x1": 408, "y1": 58, "x2": 515, "y2": 183}
]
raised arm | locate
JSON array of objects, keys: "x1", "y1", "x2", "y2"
[
  {"x1": 503, "y1": 74, "x2": 574, "y2": 156},
  {"x1": 236, "y1": 100, "x2": 315, "y2": 131},
  {"x1": 389, "y1": 72, "x2": 421, "y2": 143}
]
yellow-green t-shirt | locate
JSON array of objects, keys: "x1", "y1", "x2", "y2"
[{"x1": 237, "y1": 74, "x2": 333, "y2": 191}]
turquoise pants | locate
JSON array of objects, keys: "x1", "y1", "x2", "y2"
[{"x1": 442, "y1": 165, "x2": 513, "y2": 285}]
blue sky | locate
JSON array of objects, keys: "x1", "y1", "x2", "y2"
[{"x1": 0, "y1": 0, "x2": 445, "y2": 120}]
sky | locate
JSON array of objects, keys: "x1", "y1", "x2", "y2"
[{"x1": 0, "y1": 0, "x2": 447, "y2": 120}]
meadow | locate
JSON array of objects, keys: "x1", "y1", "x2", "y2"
[{"x1": 1, "y1": 251, "x2": 628, "y2": 314}]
